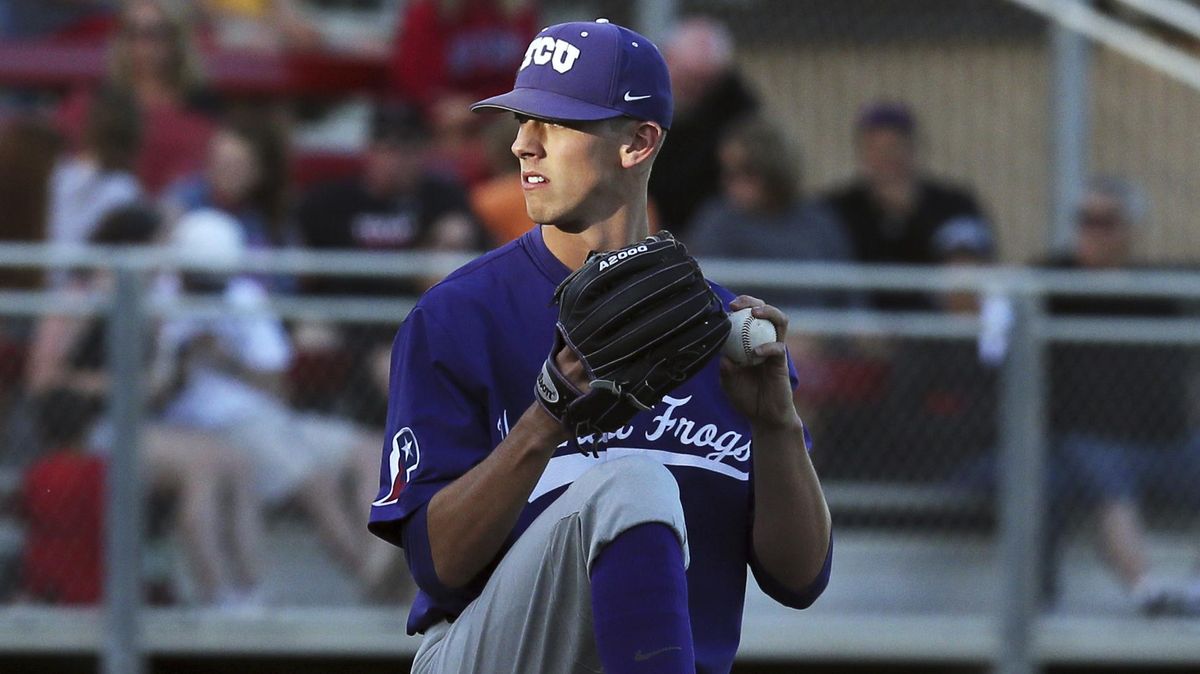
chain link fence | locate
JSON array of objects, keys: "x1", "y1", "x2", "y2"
[
  {"x1": 0, "y1": 250, "x2": 1196, "y2": 673},
  {"x1": 3, "y1": 0, "x2": 1200, "y2": 672}
]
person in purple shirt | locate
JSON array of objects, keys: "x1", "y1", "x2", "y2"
[{"x1": 368, "y1": 19, "x2": 832, "y2": 674}]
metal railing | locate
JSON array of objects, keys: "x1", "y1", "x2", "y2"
[{"x1": 1, "y1": 244, "x2": 1198, "y2": 673}]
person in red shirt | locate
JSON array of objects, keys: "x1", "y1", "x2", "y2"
[
  {"x1": 391, "y1": 1, "x2": 539, "y2": 187},
  {"x1": 55, "y1": 0, "x2": 216, "y2": 196},
  {"x1": 390, "y1": 0, "x2": 539, "y2": 111},
  {"x1": 19, "y1": 389, "x2": 106, "y2": 605}
]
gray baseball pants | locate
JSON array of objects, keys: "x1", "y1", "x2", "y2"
[{"x1": 410, "y1": 455, "x2": 690, "y2": 674}]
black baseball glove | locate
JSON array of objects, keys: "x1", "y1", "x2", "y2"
[{"x1": 534, "y1": 231, "x2": 731, "y2": 448}]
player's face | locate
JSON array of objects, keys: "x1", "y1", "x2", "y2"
[{"x1": 510, "y1": 115, "x2": 625, "y2": 231}]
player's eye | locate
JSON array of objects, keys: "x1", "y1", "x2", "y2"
[{"x1": 514, "y1": 113, "x2": 532, "y2": 125}]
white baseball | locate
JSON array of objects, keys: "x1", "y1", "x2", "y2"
[{"x1": 723, "y1": 308, "x2": 778, "y2": 366}]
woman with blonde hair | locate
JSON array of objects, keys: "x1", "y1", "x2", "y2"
[{"x1": 56, "y1": 0, "x2": 216, "y2": 195}]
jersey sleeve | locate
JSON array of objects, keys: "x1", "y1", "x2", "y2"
[
  {"x1": 368, "y1": 304, "x2": 494, "y2": 606},
  {"x1": 368, "y1": 305, "x2": 490, "y2": 535},
  {"x1": 746, "y1": 421, "x2": 832, "y2": 609},
  {"x1": 748, "y1": 532, "x2": 833, "y2": 610}
]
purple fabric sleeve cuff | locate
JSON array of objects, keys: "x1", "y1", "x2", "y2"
[
  {"x1": 749, "y1": 532, "x2": 833, "y2": 610},
  {"x1": 400, "y1": 503, "x2": 477, "y2": 609}
]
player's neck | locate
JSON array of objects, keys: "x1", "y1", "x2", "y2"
[{"x1": 543, "y1": 197, "x2": 651, "y2": 271}]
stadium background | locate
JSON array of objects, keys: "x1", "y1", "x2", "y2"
[{"x1": 1, "y1": 1, "x2": 1199, "y2": 673}]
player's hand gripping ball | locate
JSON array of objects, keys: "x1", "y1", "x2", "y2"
[
  {"x1": 723, "y1": 307, "x2": 779, "y2": 366},
  {"x1": 534, "y1": 232, "x2": 731, "y2": 449}
]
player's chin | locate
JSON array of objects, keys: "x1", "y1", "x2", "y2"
[
  {"x1": 548, "y1": 219, "x2": 591, "y2": 234},
  {"x1": 527, "y1": 205, "x2": 588, "y2": 233}
]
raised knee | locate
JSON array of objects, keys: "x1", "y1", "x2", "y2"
[
  {"x1": 572, "y1": 456, "x2": 688, "y2": 567},
  {"x1": 588, "y1": 456, "x2": 679, "y2": 506}
]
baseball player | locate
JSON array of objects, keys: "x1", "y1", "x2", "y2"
[{"x1": 369, "y1": 19, "x2": 832, "y2": 674}]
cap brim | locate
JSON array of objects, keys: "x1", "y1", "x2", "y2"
[{"x1": 470, "y1": 87, "x2": 624, "y2": 123}]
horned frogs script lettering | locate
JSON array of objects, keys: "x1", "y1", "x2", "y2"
[{"x1": 502, "y1": 395, "x2": 753, "y2": 467}]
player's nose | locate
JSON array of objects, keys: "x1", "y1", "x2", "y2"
[{"x1": 511, "y1": 119, "x2": 545, "y2": 160}]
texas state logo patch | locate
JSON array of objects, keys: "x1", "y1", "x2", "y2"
[{"x1": 372, "y1": 427, "x2": 420, "y2": 507}]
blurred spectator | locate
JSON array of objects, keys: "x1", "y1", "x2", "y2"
[
  {"x1": 823, "y1": 100, "x2": 992, "y2": 310},
  {"x1": 164, "y1": 109, "x2": 292, "y2": 251},
  {"x1": 389, "y1": 0, "x2": 538, "y2": 112},
  {"x1": 0, "y1": 117, "x2": 59, "y2": 479},
  {"x1": 688, "y1": 117, "x2": 856, "y2": 310},
  {"x1": 156, "y1": 209, "x2": 400, "y2": 598},
  {"x1": 0, "y1": 116, "x2": 60, "y2": 292},
  {"x1": 47, "y1": 86, "x2": 142, "y2": 286},
  {"x1": 428, "y1": 92, "x2": 492, "y2": 187},
  {"x1": 298, "y1": 103, "x2": 481, "y2": 295},
  {"x1": 876, "y1": 220, "x2": 1002, "y2": 482},
  {"x1": 0, "y1": 0, "x2": 117, "y2": 42},
  {"x1": 650, "y1": 17, "x2": 758, "y2": 235},
  {"x1": 56, "y1": 0, "x2": 216, "y2": 196},
  {"x1": 195, "y1": 0, "x2": 323, "y2": 52},
  {"x1": 469, "y1": 115, "x2": 531, "y2": 245},
  {"x1": 297, "y1": 103, "x2": 482, "y2": 426},
  {"x1": 1045, "y1": 177, "x2": 1200, "y2": 616},
  {"x1": 24, "y1": 204, "x2": 266, "y2": 607},
  {"x1": 17, "y1": 388, "x2": 105, "y2": 605}
]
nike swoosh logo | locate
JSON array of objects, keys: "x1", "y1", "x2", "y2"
[
  {"x1": 624, "y1": 92, "x2": 652, "y2": 102},
  {"x1": 633, "y1": 645, "x2": 682, "y2": 662}
]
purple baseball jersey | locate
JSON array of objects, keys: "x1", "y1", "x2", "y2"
[{"x1": 369, "y1": 226, "x2": 831, "y2": 674}]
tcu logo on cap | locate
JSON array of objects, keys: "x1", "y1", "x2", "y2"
[{"x1": 520, "y1": 36, "x2": 581, "y2": 74}]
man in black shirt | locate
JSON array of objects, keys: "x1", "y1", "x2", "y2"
[
  {"x1": 298, "y1": 104, "x2": 482, "y2": 297},
  {"x1": 1047, "y1": 177, "x2": 1200, "y2": 616},
  {"x1": 823, "y1": 101, "x2": 991, "y2": 310},
  {"x1": 295, "y1": 104, "x2": 483, "y2": 426}
]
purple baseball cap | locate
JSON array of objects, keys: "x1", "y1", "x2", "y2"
[{"x1": 470, "y1": 19, "x2": 673, "y2": 129}]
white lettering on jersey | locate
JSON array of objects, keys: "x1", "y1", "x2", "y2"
[
  {"x1": 512, "y1": 393, "x2": 753, "y2": 482},
  {"x1": 645, "y1": 395, "x2": 752, "y2": 462},
  {"x1": 520, "y1": 37, "x2": 581, "y2": 73},
  {"x1": 496, "y1": 409, "x2": 511, "y2": 440}
]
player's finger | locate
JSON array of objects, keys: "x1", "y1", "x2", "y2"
[
  {"x1": 729, "y1": 295, "x2": 765, "y2": 311},
  {"x1": 753, "y1": 342, "x2": 788, "y2": 361},
  {"x1": 750, "y1": 304, "x2": 789, "y2": 340}
]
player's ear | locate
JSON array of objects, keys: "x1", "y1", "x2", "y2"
[{"x1": 619, "y1": 121, "x2": 663, "y2": 170}]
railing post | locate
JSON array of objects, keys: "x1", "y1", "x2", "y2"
[
  {"x1": 996, "y1": 290, "x2": 1048, "y2": 674},
  {"x1": 104, "y1": 268, "x2": 145, "y2": 674},
  {"x1": 1050, "y1": 0, "x2": 1091, "y2": 255}
]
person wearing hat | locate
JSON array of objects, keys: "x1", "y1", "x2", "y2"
[
  {"x1": 24, "y1": 204, "x2": 269, "y2": 609},
  {"x1": 823, "y1": 100, "x2": 993, "y2": 311},
  {"x1": 156, "y1": 209, "x2": 399, "y2": 601},
  {"x1": 1044, "y1": 177, "x2": 1200, "y2": 616},
  {"x1": 368, "y1": 19, "x2": 831, "y2": 674}
]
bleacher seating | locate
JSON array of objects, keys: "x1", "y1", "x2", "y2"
[{"x1": 0, "y1": 42, "x2": 388, "y2": 97}]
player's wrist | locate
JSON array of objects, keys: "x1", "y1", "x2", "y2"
[
  {"x1": 520, "y1": 402, "x2": 571, "y2": 449},
  {"x1": 750, "y1": 411, "x2": 804, "y2": 436}
]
